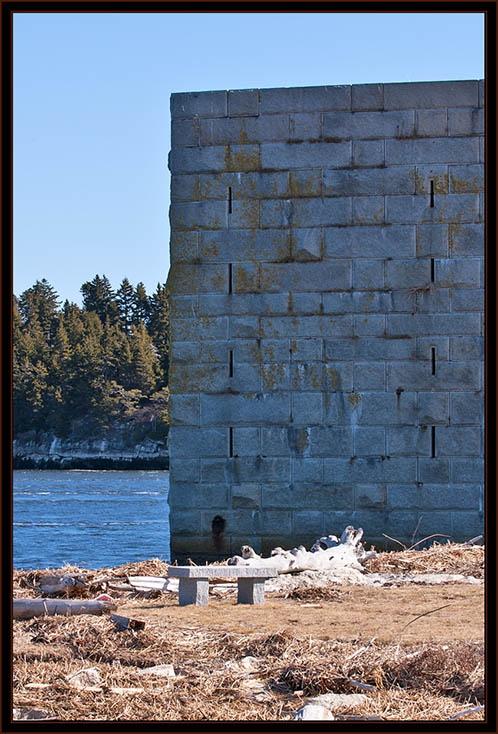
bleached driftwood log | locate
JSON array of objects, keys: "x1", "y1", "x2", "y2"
[
  {"x1": 228, "y1": 526, "x2": 376, "y2": 574},
  {"x1": 13, "y1": 598, "x2": 116, "y2": 619}
]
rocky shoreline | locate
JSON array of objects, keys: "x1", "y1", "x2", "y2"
[{"x1": 13, "y1": 429, "x2": 169, "y2": 470}]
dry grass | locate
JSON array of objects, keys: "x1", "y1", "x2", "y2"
[
  {"x1": 12, "y1": 542, "x2": 486, "y2": 721},
  {"x1": 364, "y1": 541, "x2": 484, "y2": 579},
  {"x1": 13, "y1": 609, "x2": 485, "y2": 721}
]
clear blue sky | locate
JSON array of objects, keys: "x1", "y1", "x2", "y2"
[{"x1": 14, "y1": 12, "x2": 485, "y2": 305}]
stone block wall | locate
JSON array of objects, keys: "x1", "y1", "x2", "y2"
[{"x1": 167, "y1": 80, "x2": 485, "y2": 562}]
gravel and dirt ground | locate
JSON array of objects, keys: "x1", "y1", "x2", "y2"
[{"x1": 12, "y1": 542, "x2": 485, "y2": 723}]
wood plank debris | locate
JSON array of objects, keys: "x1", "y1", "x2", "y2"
[{"x1": 110, "y1": 614, "x2": 146, "y2": 631}]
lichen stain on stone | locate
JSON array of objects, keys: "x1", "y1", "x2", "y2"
[
  {"x1": 237, "y1": 200, "x2": 259, "y2": 229},
  {"x1": 211, "y1": 271, "x2": 227, "y2": 293},
  {"x1": 325, "y1": 366, "x2": 342, "y2": 390},
  {"x1": 261, "y1": 363, "x2": 285, "y2": 390},
  {"x1": 168, "y1": 363, "x2": 207, "y2": 393},
  {"x1": 224, "y1": 145, "x2": 261, "y2": 172},
  {"x1": 234, "y1": 264, "x2": 259, "y2": 293},
  {"x1": 448, "y1": 217, "x2": 465, "y2": 256},
  {"x1": 262, "y1": 343, "x2": 275, "y2": 361},
  {"x1": 198, "y1": 177, "x2": 212, "y2": 201},
  {"x1": 373, "y1": 207, "x2": 384, "y2": 223},
  {"x1": 361, "y1": 292, "x2": 376, "y2": 312},
  {"x1": 450, "y1": 175, "x2": 481, "y2": 194},
  {"x1": 201, "y1": 240, "x2": 219, "y2": 259},
  {"x1": 238, "y1": 128, "x2": 249, "y2": 146},
  {"x1": 167, "y1": 264, "x2": 197, "y2": 295},
  {"x1": 348, "y1": 392, "x2": 361, "y2": 408},
  {"x1": 415, "y1": 171, "x2": 448, "y2": 195},
  {"x1": 289, "y1": 172, "x2": 320, "y2": 198},
  {"x1": 292, "y1": 363, "x2": 320, "y2": 390},
  {"x1": 287, "y1": 427, "x2": 310, "y2": 455}
]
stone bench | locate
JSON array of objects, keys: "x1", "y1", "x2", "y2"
[{"x1": 167, "y1": 566, "x2": 278, "y2": 606}]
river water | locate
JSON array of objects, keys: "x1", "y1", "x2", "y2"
[{"x1": 13, "y1": 470, "x2": 170, "y2": 570}]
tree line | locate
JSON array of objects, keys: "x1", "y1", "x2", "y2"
[{"x1": 13, "y1": 275, "x2": 170, "y2": 439}]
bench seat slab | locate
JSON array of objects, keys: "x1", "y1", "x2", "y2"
[{"x1": 168, "y1": 566, "x2": 278, "y2": 579}]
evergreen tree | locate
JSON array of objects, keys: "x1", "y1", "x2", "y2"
[
  {"x1": 18, "y1": 279, "x2": 60, "y2": 341},
  {"x1": 130, "y1": 321, "x2": 159, "y2": 394},
  {"x1": 62, "y1": 301, "x2": 85, "y2": 349},
  {"x1": 132, "y1": 282, "x2": 151, "y2": 326},
  {"x1": 80, "y1": 275, "x2": 119, "y2": 323},
  {"x1": 148, "y1": 282, "x2": 170, "y2": 381},
  {"x1": 116, "y1": 278, "x2": 134, "y2": 333}
]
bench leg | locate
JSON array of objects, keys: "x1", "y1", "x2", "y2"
[
  {"x1": 237, "y1": 578, "x2": 266, "y2": 605},
  {"x1": 178, "y1": 578, "x2": 209, "y2": 606}
]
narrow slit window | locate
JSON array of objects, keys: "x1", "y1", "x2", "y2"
[
  {"x1": 229, "y1": 427, "x2": 234, "y2": 458},
  {"x1": 431, "y1": 426, "x2": 436, "y2": 458},
  {"x1": 430, "y1": 180, "x2": 435, "y2": 208},
  {"x1": 228, "y1": 263, "x2": 233, "y2": 294},
  {"x1": 431, "y1": 347, "x2": 436, "y2": 375},
  {"x1": 228, "y1": 186, "x2": 232, "y2": 214},
  {"x1": 229, "y1": 349, "x2": 234, "y2": 378},
  {"x1": 430, "y1": 258, "x2": 435, "y2": 283}
]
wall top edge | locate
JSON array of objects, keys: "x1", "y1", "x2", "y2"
[
  {"x1": 171, "y1": 79, "x2": 484, "y2": 97},
  {"x1": 171, "y1": 79, "x2": 484, "y2": 98},
  {"x1": 170, "y1": 80, "x2": 484, "y2": 118}
]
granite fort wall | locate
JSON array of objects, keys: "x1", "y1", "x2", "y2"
[{"x1": 167, "y1": 80, "x2": 485, "y2": 562}]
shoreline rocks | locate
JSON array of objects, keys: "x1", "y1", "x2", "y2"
[{"x1": 13, "y1": 429, "x2": 169, "y2": 470}]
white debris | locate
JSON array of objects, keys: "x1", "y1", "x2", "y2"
[
  {"x1": 66, "y1": 667, "x2": 102, "y2": 689},
  {"x1": 136, "y1": 664, "x2": 175, "y2": 677},
  {"x1": 294, "y1": 703, "x2": 335, "y2": 720},
  {"x1": 311, "y1": 693, "x2": 368, "y2": 710}
]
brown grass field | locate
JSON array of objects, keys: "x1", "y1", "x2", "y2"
[{"x1": 12, "y1": 542, "x2": 485, "y2": 722}]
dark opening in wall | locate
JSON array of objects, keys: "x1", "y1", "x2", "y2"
[{"x1": 211, "y1": 515, "x2": 226, "y2": 551}]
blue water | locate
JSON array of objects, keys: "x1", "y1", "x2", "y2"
[{"x1": 13, "y1": 470, "x2": 170, "y2": 569}]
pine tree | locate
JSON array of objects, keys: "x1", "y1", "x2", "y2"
[
  {"x1": 130, "y1": 321, "x2": 159, "y2": 394},
  {"x1": 132, "y1": 282, "x2": 151, "y2": 326},
  {"x1": 116, "y1": 278, "x2": 134, "y2": 333},
  {"x1": 18, "y1": 279, "x2": 60, "y2": 341},
  {"x1": 148, "y1": 282, "x2": 170, "y2": 382},
  {"x1": 80, "y1": 275, "x2": 119, "y2": 324}
]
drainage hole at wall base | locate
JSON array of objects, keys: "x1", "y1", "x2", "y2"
[{"x1": 212, "y1": 515, "x2": 226, "y2": 536}]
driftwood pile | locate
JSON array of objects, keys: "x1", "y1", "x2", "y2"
[{"x1": 228, "y1": 526, "x2": 377, "y2": 574}]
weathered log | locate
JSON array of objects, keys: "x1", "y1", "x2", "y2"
[
  {"x1": 13, "y1": 598, "x2": 116, "y2": 619},
  {"x1": 38, "y1": 573, "x2": 88, "y2": 596},
  {"x1": 228, "y1": 526, "x2": 376, "y2": 574}
]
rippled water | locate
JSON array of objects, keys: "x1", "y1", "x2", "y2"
[{"x1": 13, "y1": 470, "x2": 170, "y2": 569}]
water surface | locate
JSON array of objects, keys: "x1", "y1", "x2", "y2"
[{"x1": 13, "y1": 470, "x2": 170, "y2": 569}]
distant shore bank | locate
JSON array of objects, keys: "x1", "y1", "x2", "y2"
[
  {"x1": 13, "y1": 429, "x2": 169, "y2": 471},
  {"x1": 13, "y1": 456, "x2": 169, "y2": 470}
]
